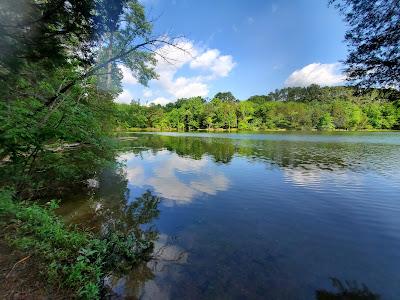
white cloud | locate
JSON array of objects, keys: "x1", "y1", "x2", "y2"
[
  {"x1": 147, "y1": 40, "x2": 202, "y2": 102},
  {"x1": 171, "y1": 77, "x2": 209, "y2": 98},
  {"x1": 190, "y1": 49, "x2": 219, "y2": 69},
  {"x1": 143, "y1": 89, "x2": 153, "y2": 98},
  {"x1": 210, "y1": 55, "x2": 236, "y2": 77},
  {"x1": 156, "y1": 40, "x2": 198, "y2": 73},
  {"x1": 116, "y1": 89, "x2": 133, "y2": 104},
  {"x1": 190, "y1": 49, "x2": 236, "y2": 78},
  {"x1": 117, "y1": 39, "x2": 236, "y2": 106},
  {"x1": 272, "y1": 4, "x2": 278, "y2": 13},
  {"x1": 285, "y1": 63, "x2": 345, "y2": 87},
  {"x1": 151, "y1": 97, "x2": 171, "y2": 106},
  {"x1": 247, "y1": 17, "x2": 255, "y2": 24},
  {"x1": 120, "y1": 65, "x2": 138, "y2": 85}
]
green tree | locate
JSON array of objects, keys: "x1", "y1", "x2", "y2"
[
  {"x1": 111, "y1": 86, "x2": 399, "y2": 132},
  {"x1": 248, "y1": 95, "x2": 270, "y2": 104},
  {"x1": 330, "y1": 0, "x2": 400, "y2": 89},
  {"x1": 317, "y1": 113, "x2": 335, "y2": 130},
  {"x1": 146, "y1": 105, "x2": 164, "y2": 128},
  {"x1": 237, "y1": 101, "x2": 255, "y2": 129},
  {"x1": 213, "y1": 92, "x2": 238, "y2": 103},
  {"x1": 203, "y1": 103, "x2": 216, "y2": 130}
]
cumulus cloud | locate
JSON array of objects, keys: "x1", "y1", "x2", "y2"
[
  {"x1": 170, "y1": 77, "x2": 209, "y2": 98},
  {"x1": 211, "y1": 55, "x2": 236, "y2": 77},
  {"x1": 190, "y1": 49, "x2": 219, "y2": 69},
  {"x1": 284, "y1": 63, "x2": 345, "y2": 87},
  {"x1": 151, "y1": 96, "x2": 171, "y2": 106},
  {"x1": 116, "y1": 89, "x2": 133, "y2": 104},
  {"x1": 117, "y1": 39, "x2": 236, "y2": 105},
  {"x1": 120, "y1": 65, "x2": 138, "y2": 85},
  {"x1": 190, "y1": 49, "x2": 236, "y2": 77},
  {"x1": 151, "y1": 40, "x2": 235, "y2": 101},
  {"x1": 143, "y1": 89, "x2": 153, "y2": 98}
]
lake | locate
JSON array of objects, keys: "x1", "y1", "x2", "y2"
[{"x1": 58, "y1": 131, "x2": 400, "y2": 299}]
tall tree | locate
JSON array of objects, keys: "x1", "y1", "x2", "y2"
[
  {"x1": 0, "y1": 0, "x2": 100, "y2": 78},
  {"x1": 214, "y1": 91, "x2": 238, "y2": 102},
  {"x1": 330, "y1": 0, "x2": 400, "y2": 89},
  {"x1": 0, "y1": 0, "x2": 185, "y2": 191}
]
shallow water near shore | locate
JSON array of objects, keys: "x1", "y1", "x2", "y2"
[{"x1": 58, "y1": 131, "x2": 400, "y2": 299}]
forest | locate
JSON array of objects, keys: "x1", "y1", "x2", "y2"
[
  {"x1": 115, "y1": 86, "x2": 400, "y2": 131},
  {"x1": 0, "y1": 0, "x2": 399, "y2": 298}
]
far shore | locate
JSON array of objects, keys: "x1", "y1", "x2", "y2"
[{"x1": 115, "y1": 128, "x2": 399, "y2": 134}]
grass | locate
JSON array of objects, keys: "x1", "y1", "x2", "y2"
[{"x1": 0, "y1": 188, "x2": 155, "y2": 299}]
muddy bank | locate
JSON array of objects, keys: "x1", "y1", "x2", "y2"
[{"x1": 0, "y1": 239, "x2": 64, "y2": 300}]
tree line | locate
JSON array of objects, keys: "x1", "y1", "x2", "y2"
[{"x1": 115, "y1": 87, "x2": 400, "y2": 131}]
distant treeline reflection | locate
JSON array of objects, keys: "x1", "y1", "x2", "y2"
[
  {"x1": 118, "y1": 134, "x2": 398, "y2": 173},
  {"x1": 316, "y1": 278, "x2": 380, "y2": 300}
]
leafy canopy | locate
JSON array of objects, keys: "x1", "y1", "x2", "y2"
[{"x1": 330, "y1": 0, "x2": 400, "y2": 89}]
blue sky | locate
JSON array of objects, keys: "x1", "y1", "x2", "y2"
[{"x1": 117, "y1": 0, "x2": 348, "y2": 104}]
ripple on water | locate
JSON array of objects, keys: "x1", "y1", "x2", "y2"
[{"x1": 61, "y1": 132, "x2": 400, "y2": 299}]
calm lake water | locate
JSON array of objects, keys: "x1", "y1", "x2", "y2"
[{"x1": 59, "y1": 131, "x2": 400, "y2": 299}]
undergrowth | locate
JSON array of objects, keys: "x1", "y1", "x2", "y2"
[{"x1": 0, "y1": 188, "x2": 156, "y2": 299}]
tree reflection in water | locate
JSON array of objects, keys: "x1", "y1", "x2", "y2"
[
  {"x1": 59, "y1": 134, "x2": 399, "y2": 298},
  {"x1": 57, "y1": 161, "x2": 162, "y2": 298},
  {"x1": 316, "y1": 278, "x2": 380, "y2": 300},
  {"x1": 101, "y1": 190, "x2": 160, "y2": 272},
  {"x1": 119, "y1": 133, "x2": 400, "y2": 174},
  {"x1": 100, "y1": 190, "x2": 161, "y2": 298}
]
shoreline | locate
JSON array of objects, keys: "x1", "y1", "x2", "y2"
[{"x1": 115, "y1": 128, "x2": 400, "y2": 134}]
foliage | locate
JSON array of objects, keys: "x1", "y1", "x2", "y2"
[
  {"x1": 114, "y1": 86, "x2": 400, "y2": 131},
  {"x1": 0, "y1": 0, "x2": 167, "y2": 196},
  {"x1": 0, "y1": 2, "x2": 172, "y2": 296},
  {"x1": 330, "y1": 0, "x2": 400, "y2": 89},
  {"x1": 95, "y1": 0, "x2": 158, "y2": 93},
  {"x1": 0, "y1": 188, "x2": 160, "y2": 299},
  {"x1": 213, "y1": 91, "x2": 238, "y2": 102},
  {"x1": 0, "y1": 0, "x2": 100, "y2": 78},
  {"x1": 317, "y1": 113, "x2": 335, "y2": 130},
  {"x1": 0, "y1": 65, "x2": 119, "y2": 196}
]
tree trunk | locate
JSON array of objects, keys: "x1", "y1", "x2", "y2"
[{"x1": 107, "y1": 32, "x2": 114, "y2": 90}]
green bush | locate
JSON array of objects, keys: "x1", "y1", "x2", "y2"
[{"x1": 0, "y1": 188, "x2": 157, "y2": 299}]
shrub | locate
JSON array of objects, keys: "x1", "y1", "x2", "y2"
[{"x1": 0, "y1": 188, "x2": 158, "y2": 299}]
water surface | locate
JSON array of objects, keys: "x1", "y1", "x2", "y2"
[{"x1": 59, "y1": 132, "x2": 400, "y2": 299}]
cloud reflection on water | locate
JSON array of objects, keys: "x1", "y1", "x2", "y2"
[
  {"x1": 118, "y1": 150, "x2": 230, "y2": 204},
  {"x1": 283, "y1": 167, "x2": 364, "y2": 189}
]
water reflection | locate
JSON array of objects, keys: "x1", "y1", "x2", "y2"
[
  {"x1": 105, "y1": 261, "x2": 155, "y2": 299},
  {"x1": 113, "y1": 133, "x2": 400, "y2": 299},
  {"x1": 119, "y1": 150, "x2": 230, "y2": 204},
  {"x1": 316, "y1": 278, "x2": 380, "y2": 300},
  {"x1": 57, "y1": 164, "x2": 162, "y2": 297},
  {"x1": 119, "y1": 133, "x2": 400, "y2": 175},
  {"x1": 104, "y1": 232, "x2": 189, "y2": 299},
  {"x1": 59, "y1": 132, "x2": 400, "y2": 299},
  {"x1": 282, "y1": 167, "x2": 365, "y2": 189}
]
